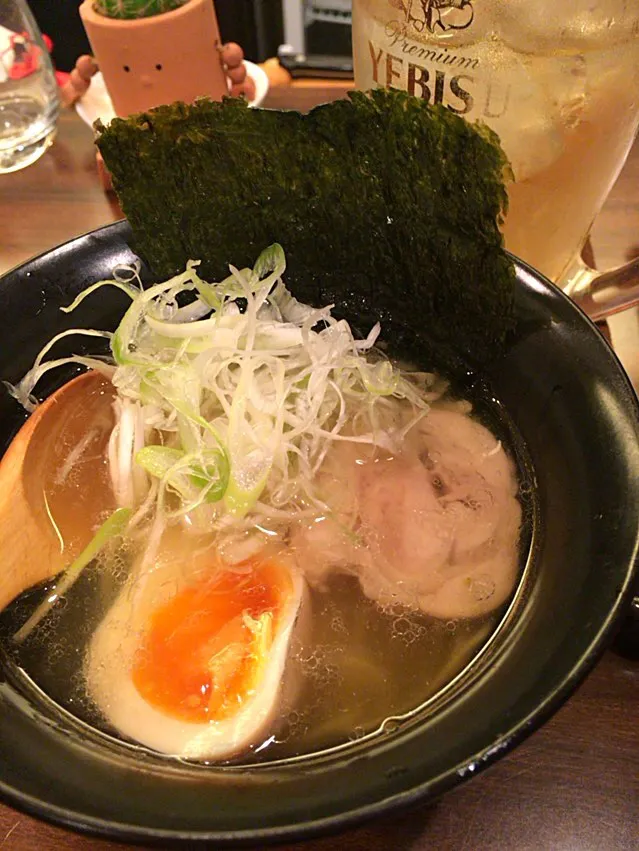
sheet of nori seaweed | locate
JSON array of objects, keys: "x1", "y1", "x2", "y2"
[{"x1": 96, "y1": 89, "x2": 515, "y2": 369}]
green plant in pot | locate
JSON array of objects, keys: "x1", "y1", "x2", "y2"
[
  {"x1": 93, "y1": 0, "x2": 189, "y2": 19},
  {"x1": 79, "y1": 0, "x2": 227, "y2": 116}
]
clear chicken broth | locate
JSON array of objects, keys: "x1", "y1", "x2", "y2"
[{"x1": 0, "y1": 375, "x2": 533, "y2": 764}]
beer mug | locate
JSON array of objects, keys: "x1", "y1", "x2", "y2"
[{"x1": 352, "y1": 0, "x2": 639, "y2": 319}]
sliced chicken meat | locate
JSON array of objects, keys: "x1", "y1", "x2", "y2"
[{"x1": 291, "y1": 406, "x2": 522, "y2": 619}]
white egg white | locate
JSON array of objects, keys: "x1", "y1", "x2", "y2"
[{"x1": 84, "y1": 535, "x2": 305, "y2": 760}]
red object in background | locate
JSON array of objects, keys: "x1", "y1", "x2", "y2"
[
  {"x1": 1, "y1": 30, "x2": 69, "y2": 86},
  {"x1": 3, "y1": 31, "x2": 41, "y2": 79},
  {"x1": 54, "y1": 67, "x2": 70, "y2": 86},
  {"x1": 41, "y1": 32, "x2": 69, "y2": 85}
]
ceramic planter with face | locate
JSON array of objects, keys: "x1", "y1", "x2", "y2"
[{"x1": 79, "y1": 0, "x2": 227, "y2": 117}]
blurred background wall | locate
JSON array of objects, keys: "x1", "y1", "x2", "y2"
[{"x1": 29, "y1": 0, "x2": 285, "y2": 71}]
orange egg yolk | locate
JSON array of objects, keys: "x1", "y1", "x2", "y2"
[{"x1": 131, "y1": 558, "x2": 293, "y2": 723}]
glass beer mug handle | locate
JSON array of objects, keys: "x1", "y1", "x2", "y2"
[{"x1": 567, "y1": 256, "x2": 639, "y2": 323}]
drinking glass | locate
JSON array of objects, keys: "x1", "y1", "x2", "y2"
[
  {"x1": 352, "y1": 0, "x2": 639, "y2": 314},
  {"x1": 0, "y1": 0, "x2": 60, "y2": 174}
]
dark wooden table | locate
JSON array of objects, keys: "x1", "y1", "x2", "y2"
[{"x1": 1, "y1": 90, "x2": 637, "y2": 851}]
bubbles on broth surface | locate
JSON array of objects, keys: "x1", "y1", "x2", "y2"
[
  {"x1": 0, "y1": 374, "x2": 534, "y2": 764},
  {"x1": 0, "y1": 552, "x2": 504, "y2": 762},
  {"x1": 243, "y1": 575, "x2": 497, "y2": 761}
]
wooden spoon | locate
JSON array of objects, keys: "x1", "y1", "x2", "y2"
[{"x1": 0, "y1": 371, "x2": 115, "y2": 612}]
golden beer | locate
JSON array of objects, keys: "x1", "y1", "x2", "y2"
[{"x1": 352, "y1": 0, "x2": 639, "y2": 288}]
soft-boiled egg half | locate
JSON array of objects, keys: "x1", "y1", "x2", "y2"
[{"x1": 85, "y1": 534, "x2": 305, "y2": 760}]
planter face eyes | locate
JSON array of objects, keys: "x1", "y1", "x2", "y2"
[
  {"x1": 111, "y1": 48, "x2": 180, "y2": 95},
  {"x1": 121, "y1": 62, "x2": 163, "y2": 73},
  {"x1": 80, "y1": 0, "x2": 229, "y2": 116}
]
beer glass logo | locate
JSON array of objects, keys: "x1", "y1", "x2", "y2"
[{"x1": 388, "y1": 0, "x2": 474, "y2": 34}]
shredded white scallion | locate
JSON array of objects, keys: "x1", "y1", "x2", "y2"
[{"x1": 12, "y1": 243, "x2": 440, "y2": 540}]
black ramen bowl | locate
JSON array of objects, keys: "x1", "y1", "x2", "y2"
[{"x1": 0, "y1": 221, "x2": 637, "y2": 846}]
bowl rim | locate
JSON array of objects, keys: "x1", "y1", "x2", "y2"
[{"x1": 0, "y1": 220, "x2": 638, "y2": 846}]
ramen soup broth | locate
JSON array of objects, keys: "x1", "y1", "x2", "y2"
[{"x1": 0, "y1": 372, "x2": 531, "y2": 764}]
